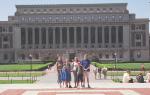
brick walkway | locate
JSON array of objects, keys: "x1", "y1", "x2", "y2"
[{"x1": 0, "y1": 88, "x2": 150, "y2": 95}]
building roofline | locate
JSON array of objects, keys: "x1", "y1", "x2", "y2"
[
  {"x1": 135, "y1": 18, "x2": 149, "y2": 21},
  {"x1": 16, "y1": 3, "x2": 127, "y2": 8},
  {"x1": 131, "y1": 18, "x2": 149, "y2": 23},
  {"x1": 0, "y1": 21, "x2": 13, "y2": 25}
]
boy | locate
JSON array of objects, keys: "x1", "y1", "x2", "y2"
[{"x1": 77, "y1": 64, "x2": 84, "y2": 88}]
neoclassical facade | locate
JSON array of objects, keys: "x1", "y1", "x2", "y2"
[{"x1": 0, "y1": 3, "x2": 149, "y2": 63}]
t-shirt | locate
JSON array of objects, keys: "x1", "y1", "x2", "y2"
[
  {"x1": 122, "y1": 73, "x2": 130, "y2": 83},
  {"x1": 146, "y1": 73, "x2": 150, "y2": 82},
  {"x1": 56, "y1": 61, "x2": 63, "y2": 71},
  {"x1": 80, "y1": 59, "x2": 91, "y2": 71},
  {"x1": 72, "y1": 62, "x2": 79, "y2": 72},
  {"x1": 77, "y1": 65, "x2": 83, "y2": 74}
]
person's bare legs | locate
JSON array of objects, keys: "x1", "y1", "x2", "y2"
[
  {"x1": 82, "y1": 71, "x2": 90, "y2": 88},
  {"x1": 73, "y1": 71, "x2": 77, "y2": 88},
  {"x1": 82, "y1": 71, "x2": 85, "y2": 87},
  {"x1": 86, "y1": 71, "x2": 90, "y2": 88}
]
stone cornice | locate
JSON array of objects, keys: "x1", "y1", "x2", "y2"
[{"x1": 16, "y1": 3, "x2": 127, "y2": 8}]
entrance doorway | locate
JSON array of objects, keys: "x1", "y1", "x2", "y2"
[{"x1": 69, "y1": 53, "x2": 75, "y2": 62}]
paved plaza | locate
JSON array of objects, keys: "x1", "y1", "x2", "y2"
[
  {"x1": 0, "y1": 65, "x2": 150, "y2": 95},
  {"x1": 0, "y1": 84, "x2": 150, "y2": 95}
]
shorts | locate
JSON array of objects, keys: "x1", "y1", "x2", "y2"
[
  {"x1": 77, "y1": 74, "x2": 83, "y2": 82},
  {"x1": 83, "y1": 70, "x2": 90, "y2": 78}
]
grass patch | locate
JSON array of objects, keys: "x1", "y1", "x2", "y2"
[
  {"x1": 0, "y1": 72, "x2": 46, "y2": 77},
  {"x1": 0, "y1": 62, "x2": 54, "y2": 71},
  {"x1": 107, "y1": 71, "x2": 146, "y2": 76},
  {"x1": 112, "y1": 78, "x2": 122, "y2": 83},
  {"x1": 92, "y1": 62, "x2": 150, "y2": 70},
  {"x1": 0, "y1": 80, "x2": 36, "y2": 84}
]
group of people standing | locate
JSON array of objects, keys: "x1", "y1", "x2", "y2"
[
  {"x1": 93, "y1": 66, "x2": 108, "y2": 80},
  {"x1": 56, "y1": 54, "x2": 91, "y2": 88}
]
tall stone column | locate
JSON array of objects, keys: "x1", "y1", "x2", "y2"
[
  {"x1": 67, "y1": 27, "x2": 69, "y2": 48},
  {"x1": 95, "y1": 26, "x2": 98, "y2": 48},
  {"x1": 88, "y1": 27, "x2": 91, "y2": 48},
  {"x1": 13, "y1": 27, "x2": 21, "y2": 62},
  {"x1": 60, "y1": 27, "x2": 62, "y2": 48},
  {"x1": 0, "y1": 35, "x2": 2, "y2": 48},
  {"x1": 53, "y1": 27, "x2": 55, "y2": 48},
  {"x1": 102, "y1": 26, "x2": 104, "y2": 48},
  {"x1": 109, "y1": 26, "x2": 111, "y2": 47},
  {"x1": 116, "y1": 26, "x2": 119, "y2": 47},
  {"x1": 32, "y1": 27, "x2": 35, "y2": 48},
  {"x1": 26, "y1": 27, "x2": 28, "y2": 48},
  {"x1": 13, "y1": 27, "x2": 21, "y2": 49},
  {"x1": 46, "y1": 27, "x2": 49, "y2": 48},
  {"x1": 73, "y1": 27, "x2": 77, "y2": 48},
  {"x1": 74, "y1": 27, "x2": 77, "y2": 48},
  {"x1": 81, "y1": 27, "x2": 84, "y2": 48},
  {"x1": 39, "y1": 27, "x2": 42, "y2": 48}
]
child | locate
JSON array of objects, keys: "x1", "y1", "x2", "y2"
[
  {"x1": 77, "y1": 64, "x2": 84, "y2": 88},
  {"x1": 61, "y1": 65, "x2": 66, "y2": 87},
  {"x1": 64, "y1": 59, "x2": 72, "y2": 88},
  {"x1": 61, "y1": 59, "x2": 72, "y2": 88}
]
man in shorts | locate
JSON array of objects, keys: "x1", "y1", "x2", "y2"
[{"x1": 80, "y1": 54, "x2": 91, "y2": 88}]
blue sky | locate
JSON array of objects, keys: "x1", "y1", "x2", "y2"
[{"x1": 0, "y1": 0, "x2": 150, "y2": 21}]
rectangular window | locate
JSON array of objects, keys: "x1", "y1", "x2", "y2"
[
  {"x1": 62, "y1": 27, "x2": 67, "y2": 44},
  {"x1": 9, "y1": 26, "x2": 13, "y2": 32},
  {"x1": 142, "y1": 33, "x2": 146, "y2": 46},
  {"x1": 28, "y1": 28, "x2": 33, "y2": 44},
  {"x1": 84, "y1": 27, "x2": 88, "y2": 44},
  {"x1": 55, "y1": 27, "x2": 60, "y2": 44},
  {"x1": 4, "y1": 54, "x2": 8, "y2": 60},
  {"x1": 104, "y1": 26, "x2": 109, "y2": 43},
  {"x1": 35, "y1": 28, "x2": 39, "y2": 44},
  {"x1": 136, "y1": 42, "x2": 141, "y2": 47},
  {"x1": 41, "y1": 28, "x2": 46, "y2": 44},
  {"x1": 76, "y1": 27, "x2": 81, "y2": 44},
  {"x1": 91, "y1": 27, "x2": 95, "y2": 43},
  {"x1": 69, "y1": 27, "x2": 74, "y2": 44},
  {"x1": 0, "y1": 37, "x2": 2, "y2": 48},
  {"x1": 118, "y1": 26, "x2": 123, "y2": 43},
  {"x1": 111, "y1": 26, "x2": 116, "y2": 43},
  {"x1": 98, "y1": 27, "x2": 102, "y2": 43},
  {"x1": 0, "y1": 27, "x2": 2, "y2": 32},
  {"x1": 131, "y1": 24, "x2": 135, "y2": 30},
  {"x1": 48, "y1": 27, "x2": 53, "y2": 44},
  {"x1": 142, "y1": 24, "x2": 146, "y2": 30},
  {"x1": 21, "y1": 28, "x2": 26, "y2": 45}
]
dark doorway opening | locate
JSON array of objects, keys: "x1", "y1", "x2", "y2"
[{"x1": 69, "y1": 53, "x2": 75, "y2": 62}]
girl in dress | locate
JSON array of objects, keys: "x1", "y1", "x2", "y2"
[
  {"x1": 64, "y1": 59, "x2": 72, "y2": 88},
  {"x1": 72, "y1": 57, "x2": 80, "y2": 88},
  {"x1": 61, "y1": 64, "x2": 66, "y2": 87},
  {"x1": 61, "y1": 59, "x2": 72, "y2": 88},
  {"x1": 56, "y1": 56, "x2": 63, "y2": 88}
]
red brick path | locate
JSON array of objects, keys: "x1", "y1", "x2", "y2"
[{"x1": 0, "y1": 88, "x2": 150, "y2": 95}]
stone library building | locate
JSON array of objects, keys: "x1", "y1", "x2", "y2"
[{"x1": 0, "y1": 3, "x2": 149, "y2": 63}]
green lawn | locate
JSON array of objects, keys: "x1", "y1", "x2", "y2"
[
  {"x1": 0, "y1": 80, "x2": 36, "y2": 84},
  {"x1": 107, "y1": 71, "x2": 147, "y2": 76},
  {"x1": 0, "y1": 62, "x2": 54, "y2": 71},
  {"x1": 0, "y1": 72, "x2": 46, "y2": 77},
  {"x1": 92, "y1": 62, "x2": 150, "y2": 70}
]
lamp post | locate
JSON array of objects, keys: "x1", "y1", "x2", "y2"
[
  {"x1": 29, "y1": 54, "x2": 32, "y2": 83},
  {"x1": 29, "y1": 54, "x2": 33, "y2": 71},
  {"x1": 114, "y1": 52, "x2": 117, "y2": 70},
  {"x1": 114, "y1": 52, "x2": 118, "y2": 81}
]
